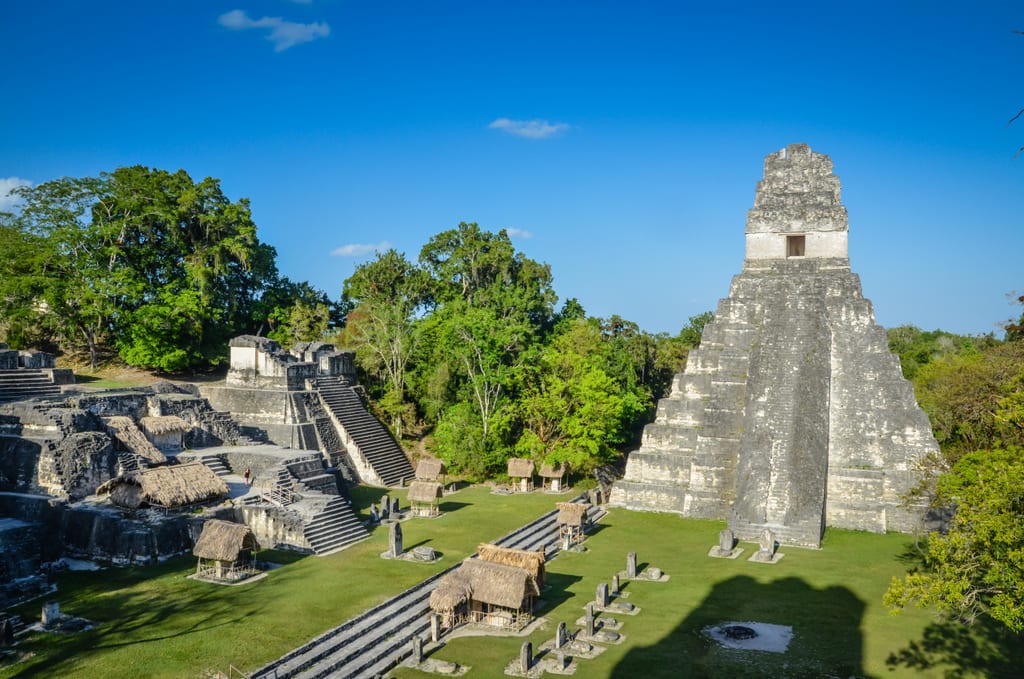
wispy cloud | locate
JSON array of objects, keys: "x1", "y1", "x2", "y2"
[
  {"x1": 218, "y1": 10, "x2": 329, "y2": 52},
  {"x1": 505, "y1": 227, "x2": 533, "y2": 239},
  {"x1": 488, "y1": 118, "x2": 570, "y2": 139},
  {"x1": 330, "y1": 241, "x2": 392, "y2": 257},
  {"x1": 0, "y1": 177, "x2": 31, "y2": 211}
]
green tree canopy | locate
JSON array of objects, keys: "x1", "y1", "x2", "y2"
[{"x1": 885, "y1": 446, "x2": 1024, "y2": 633}]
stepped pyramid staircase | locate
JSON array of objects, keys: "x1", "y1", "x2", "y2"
[
  {"x1": 314, "y1": 377, "x2": 413, "y2": 487},
  {"x1": 261, "y1": 454, "x2": 369, "y2": 554},
  {"x1": 302, "y1": 495, "x2": 369, "y2": 555},
  {"x1": 0, "y1": 370, "x2": 62, "y2": 402},
  {"x1": 198, "y1": 453, "x2": 231, "y2": 477}
]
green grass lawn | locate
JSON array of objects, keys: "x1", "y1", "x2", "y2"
[{"x1": 2, "y1": 487, "x2": 1018, "y2": 678}]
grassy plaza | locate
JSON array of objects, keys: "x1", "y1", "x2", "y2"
[{"x1": 2, "y1": 485, "x2": 1014, "y2": 678}]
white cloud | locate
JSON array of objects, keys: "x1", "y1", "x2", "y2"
[
  {"x1": 330, "y1": 241, "x2": 392, "y2": 257},
  {"x1": 218, "y1": 10, "x2": 330, "y2": 52},
  {"x1": 505, "y1": 227, "x2": 533, "y2": 239},
  {"x1": 0, "y1": 177, "x2": 31, "y2": 211},
  {"x1": 488, "y1": 118, "x2": 570, "y2": 139}
]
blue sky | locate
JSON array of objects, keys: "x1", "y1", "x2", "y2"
[{"x1": 2, "y1": 1, "x2": 1021, "y2": 336}]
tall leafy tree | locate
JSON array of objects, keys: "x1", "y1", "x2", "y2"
[
  {"x1": 5, "y1": 177, "x2": 115, "y2": 368},
  {"x1": 3, "y1": 167, "x2": 287, "y2": 372},
  {"x1": 342, "y1": 249, "x2": 429, "y2": 438},
  {"x1": 84, "y1": 167, "x2": 275, "y2": 371},
  {"x1": 885, "y1": 446, "x2": 1024, "y2": 633},
  {"x1": 516, "y1": 318, "x2": 647, "y2": 472},
  {"x1": 417, "y1": 223, "x2": 556, "y2": 472}
]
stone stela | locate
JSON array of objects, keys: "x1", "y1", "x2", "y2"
[
  {"x1": 520, "y1": 640, "x2": 532, "y2": 672},
  {"x1": 389, "y1": 522, "x2": 403, "y2": 558},
  {"x1": 610, "y1": 143, "x2": 940, "y2": 548}
]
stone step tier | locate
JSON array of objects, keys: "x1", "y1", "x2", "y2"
[
  {"x1": 302, "y1": 496, "x2": 369, "y2": 555},
  {"x1": 315, "y1": 377, "x2": 414, "y2": 487},
  {"x1": 198, "y1": 453, "x2": 231, "y2": 477},
  {"x1": 0, "y1": 370, "x2": 62, "y2": 403}
]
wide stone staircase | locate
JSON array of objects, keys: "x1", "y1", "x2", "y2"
[
  {"x1": 729, "y1": 284, "x2": 831, "y2": 547},
  {"x1": 303, "y1": 496, "x2": 369, "y2": 555},
  {"x1": 258, "y1": 454, "x2": 369, "y2": 554},
  {"x1": 0, "y1": 370, "x2": 62, "y2": 403},
  {"x1": 315, "y1": 377, "x2": 414, "y2": 487}
]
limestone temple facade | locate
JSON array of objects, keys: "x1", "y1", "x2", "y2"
[{"x1": 609, "y1": 144, "x2": 938, "y2": 548}]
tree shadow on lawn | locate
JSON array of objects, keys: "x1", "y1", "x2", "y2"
[
  {"x1": 348, "y1": 485, "x2": 391, "y2": 512},
  {"x1": 886, "y1": 615, "x2": 1024, "y2": 678},
  {"x1": 6, "y1": 577, "x2": 266, "y2": 678},
  {"x1": 438, "y1": 501, "x2": 471, "y2": 513},
  {"x1": 610, "y1": 575, "x2": 866, "y2": 679},
  {"x1": 536, "y1": 571, "x2": 585, "y2": 613}
]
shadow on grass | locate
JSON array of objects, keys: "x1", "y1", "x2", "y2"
[
  {"x1": 885, "y1": 616, "x2": 1024, "y2": 678},
  {"x1": 348, "y1": 485, "x2": 391, "y2": 512},
  {"x1": 583, "y1": 522, "x2": 608, "y2": 539},
  {"x1": 536, "y1": 571, "x2": 584, "y2": 613},
  {"x1": 5, "y1": 563, "x2": 268, "y2": 678},
  {"x1": 405, "y1": 539, "x2": 433, "y2": 550},
  {"x1": 255, "y1": 549, "x2": 308, "y2": 566},
  {"x1": 438, "y1": 501, "x2": 471, "y2": 513},
  {"x1": 611, "y1": 575, "x2": 866, "y2": 678}
]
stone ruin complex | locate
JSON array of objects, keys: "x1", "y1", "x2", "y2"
[
  {"x1": 0, "y1": 337, "x2": 415, "y2": 607},
  {"x1": 0, "y1": 344, "x2": 74, "y2": 403},
  {"x1": 610, "y1": 144, "x2": 939, "y2": 548},
  {"x1": 200, "y1": 336, "x2": 413, "y2": 487}
]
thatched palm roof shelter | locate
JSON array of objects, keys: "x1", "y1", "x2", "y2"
[
  {"x1": 139, "y1": 415, "x2": 191, "y2": 436},
  {"x1": 139, "y1": 415, "x2": 191, "y2": 452},
  {"x1": 556, "y1": 502, "x2": 589, "y2": 526},
  {"x1": 193, "y1": 519, "x2": 259, "y2": 581},
  {"x1": 507, "y1": 458, "x2": 535, "y2": 478},
  {"x1": 556, "y1": 502, "x2": 590, "y2": 547},
  {"x1": 477, "y1": 542, "x2": 546, "y2": 588},
  {"x1": 539, "y1": 461, "x2": 570, "y2": 491},
  {"x1": 539, "y1": 462, "x2": 568, "y2": 479},
  {"x1": 429, "y1": 558, "x2": 540, "y2": 629},
  {"x1": 193, "y1": 519, "x2": 258, "y2": 562},
  {"x1": 415, "y1": 458, "x2": 445, "y2": 481},
  {"x1": 407, "y1": 480, "x2": 443, "y2": 517},
  {"x1": 98, "y1": 462, "x2": 228, "y2": 509},
  {"x1": 507, "y1": 458, "x2": 535, "y2": 492},
  {"x1": 102, "y1": 416, "x2": 167, "y2": 465}
]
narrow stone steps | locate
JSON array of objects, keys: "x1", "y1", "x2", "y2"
[{"x1": 315, "y1": 377, "x2": 413, "y2": 487}]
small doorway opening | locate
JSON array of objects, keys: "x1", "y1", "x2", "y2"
[{"x1": 787, "y1": 235, "x2": 805, "y2": 257}]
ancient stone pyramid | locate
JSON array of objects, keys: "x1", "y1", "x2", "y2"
[{"x1": 609, "y1": 144, "x2": 938, "y2": 548}]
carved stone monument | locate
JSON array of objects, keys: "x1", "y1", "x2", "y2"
[
  {"x1": 610, "y1": 144, "x2": 939, "y2": 547},
  {"x1": 520, "y1": 640, "x2": 532, "y2": 672},
  {"x1": 430, "y1": 613, "x2": 441, "y2": 643},
  {"x1": 41, "y1": 601, "x2": 61, "y2": 628},
  {"x1": 584, "y1": 602, "x2": 595, "y2": 637},
  {"x1": 411, "y1": 635, "x2": 423, "y2": 664},
  {"x1": 719, "y1": 529, "x2": 735, "y2": 554},
  {"x1": 611, "y1": 574, "x2": 619, "y2": 595},
  {"x1": 626, "y1": 551, "x2": 637, "y2": 578},
  {"x1": 555, "y1": 621, "x2": 568, "y2": 649},
  {"x1": 596, "y1": 582, "x2": 609, "y2": 608},
  {"x1": 389, "y1": 522, "x2": 403, "y2": 558},
  {"x1": 391, "y1": 496, "x2": 400, "y2": 516}
]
